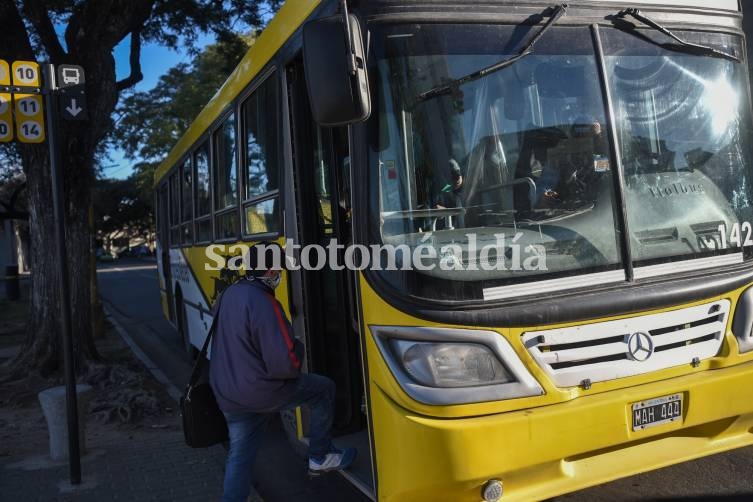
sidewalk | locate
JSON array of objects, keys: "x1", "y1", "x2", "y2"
[
  {"x1": 2, "y1": 427, "x2": 230, "y2": 501},
  {"x1": 0, "y1": 293, "x2": 262, "y2": 502}
]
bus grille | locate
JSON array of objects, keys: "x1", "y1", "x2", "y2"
[{"x1": 521, "y1": 300, "x2": 729, "y2": 387}]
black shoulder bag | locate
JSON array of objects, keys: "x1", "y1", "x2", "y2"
[{"x1": 180, "y1": 295, "x2": 228, "y2": 448}]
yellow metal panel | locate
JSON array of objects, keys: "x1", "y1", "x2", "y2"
[
  {"x1": 160, "y1": 290, "x2": 170, "y2": 320},
  {"x1": 180, "y1": 238, "x2": 293, "y2": 317},
  {"x1": 0, "y1": 59, "x2": 9, "y2": 86},
  {"x1": 13, "y1": 94, "x2": 45, "y2": 144},
  {"x1": 0, "y1": 93, "x2": 12, "y2": 142},
  {"x1": 154, "y1": 0, "x2": 322, "y2": 186},
  {"x1": 10, "y1": 60, "x2": 41, "y2": 88},
  {"x1": 358, "y1": 277, "x2": 753, "y2": 500},
  {"x1": 370, "y1": 362, "x2": 753, "y2": 501},
  {"x1": 360, "y1": 277, "x2": 753, "y2": 419},
  {"x1": 295, "y1": 406, "x2": 304, "y2": 439}
]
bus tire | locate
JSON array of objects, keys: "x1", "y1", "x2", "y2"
[{"x1": 175, "y1": 293, "x2": 196, "y2": 358}]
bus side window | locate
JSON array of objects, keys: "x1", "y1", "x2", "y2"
[
  {"x1": 169, "y1": 171, "x2": 181, "y2": 246},
  {"x1": 241, "y1": 72, "x2": 281, "y2": 236},
  {"x1": 158, "y1": 184, "x2": 168, "y2": 246},
  {"x1": 213, "y1": 113, "x2": 240, "y2": 240},
  {"x1": 180, "y1": 157, "x2": 193, "y2": 245},
  {"x1": 194, "y1": 142, "x2": 212, "y2": 243}
]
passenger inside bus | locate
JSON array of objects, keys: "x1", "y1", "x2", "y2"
[{"x1": 530, "y1": 115, "x2": 609, "y2": 208}]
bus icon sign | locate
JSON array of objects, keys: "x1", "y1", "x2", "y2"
[
  {"x1": 62, "y1": 68, "x2": 80, "y2": 85},
  {"x1": 56, "y1": 64, "x2": 85, "y2": 89}
]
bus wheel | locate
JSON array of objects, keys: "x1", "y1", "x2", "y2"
[{"x1": 176, "y1": 297, "x2": 196, "y2": 358}]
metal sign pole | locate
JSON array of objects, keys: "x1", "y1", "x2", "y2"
[{"x1": 43, "y1": 63, "x2": 81, "y2": 485}]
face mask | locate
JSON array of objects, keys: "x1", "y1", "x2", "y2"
[{"x1": 259, "y1": 271, "x2": 282, "y2": 290}]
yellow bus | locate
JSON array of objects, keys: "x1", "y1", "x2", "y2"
[{"x1": 154, "y1": 1, "x2": 753, "y2": 500}]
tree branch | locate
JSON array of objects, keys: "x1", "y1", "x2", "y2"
[
  {"x1": 23, "y1": 0, "x2": 67, "y2": 61},
  {"x1": 0, "y1": 0, "x2": 35, "y2": 60},
  {"x1": 116, "y1": 28, "x2": 143, "y2": 91}
]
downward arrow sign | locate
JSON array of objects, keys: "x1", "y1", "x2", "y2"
[{"x1": 65, "y1": 99, "x2": 82, "y2": 117}]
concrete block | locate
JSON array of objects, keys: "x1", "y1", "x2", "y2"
[{"x1": 38, "y1": 384, "x2": 93, "y2": 461}]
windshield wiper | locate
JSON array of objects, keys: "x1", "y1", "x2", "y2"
[
  {"x1": 417, "y1": 4, "x2": 568, "y2": 103},
  {"x1": 614, "y1": 8, "x2": 739, "y2": 63}
]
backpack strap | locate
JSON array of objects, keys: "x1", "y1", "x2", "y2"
[{"x1": 186, "y1": 289, "x2": 226, "y2": 389}]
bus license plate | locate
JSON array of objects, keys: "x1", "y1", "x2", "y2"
[{"x1": 631, "y1": 393, "x2": 683, "y2": 431}]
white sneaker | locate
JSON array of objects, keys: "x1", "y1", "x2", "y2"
[{"x1": 308, "y1": 447, "x2": 357, "y2": 476}]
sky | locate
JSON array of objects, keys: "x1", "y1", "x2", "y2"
[{"x1": 104, "y1": 32, "x2": 215, "y2": 180}]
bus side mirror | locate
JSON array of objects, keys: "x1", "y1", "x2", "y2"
[{"x1": 303, "y1": 13, "x2": 371, "y2": 126}]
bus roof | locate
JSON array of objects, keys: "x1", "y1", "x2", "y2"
[{"x1": 154, "y1": 0, "x2": 321, "y2": 185}]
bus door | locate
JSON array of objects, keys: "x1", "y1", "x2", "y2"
[
  {"x1": 158, "y1": 183, "x2": 174, "y2": 322},
  {"x1": 286, "y1": 59, "x2": 365, "y2": 434}
]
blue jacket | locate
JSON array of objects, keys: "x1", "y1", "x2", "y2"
[{"x1": 209, "y1": 278, "x2": 304, "y2": 413}]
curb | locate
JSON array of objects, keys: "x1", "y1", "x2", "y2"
[{"x1": 102, "y1": 305, "x2": 183, "y2": 403}]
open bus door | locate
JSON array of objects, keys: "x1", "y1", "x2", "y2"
[{"x1": 285, "y1": 57, "x2": 374, "y2": 494}]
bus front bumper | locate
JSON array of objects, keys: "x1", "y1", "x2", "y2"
[{"x1": 372, "y1": 360, "x2": 753, "y2": 501}]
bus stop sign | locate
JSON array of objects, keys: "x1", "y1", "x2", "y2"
[
  {"x1": 56, "y1": 65, "x2": 87, "y2": 121},
  {"x1": 0, "y1": 59, "x2": 12, "y2": 142},
  {"x1": 11, "y1": 61, "x2": 45, "y2": 143},
  {"x1": 57, "y1": 65, "x2": 85, "y2": 88}
]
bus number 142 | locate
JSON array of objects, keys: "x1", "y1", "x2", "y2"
[{"x1": 717, "y1": 222, "x2": 753, "y2": 248}]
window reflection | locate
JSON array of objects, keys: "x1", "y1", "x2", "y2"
[
  {"x1": 195, "y1": 142, "x2": 211, "y2": 218},
  {"x1": 603, "y1": 28, "x2": 753, "y2": 264},
  {"x1": 214, "y1": 115, "x2": 238, "y2": 210},
  {"x1": 244, "y1": 76, "x2": 279, "y2": 199},
  {"x1": 244, "y1": 199, "x2": 278, "y2": 235}
]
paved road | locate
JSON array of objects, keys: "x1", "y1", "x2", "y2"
[{"x1": 98, "y1": 259, "x2": 753, "y2": 501}]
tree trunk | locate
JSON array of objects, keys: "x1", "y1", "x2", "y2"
[
  {"x1": 0, "y1": 0, "x2": 154, "y2": 381},
  {"x1": 4, "y1": 132, "x2": 101, "y2": 379},
  {"x1": 91, "y1": 203, "x2": 106, "y2": 339},
  {"x1": 7, "y1": 148, "x2": 63, "y2": 377},
  {"x1": 65, "y1": 162, "x2": 99, "y2": 365}
]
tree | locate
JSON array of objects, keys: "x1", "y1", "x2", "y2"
[
  {"x1": 93, "y1": 161, "x2": 158, "y2": 252},
  {"x1": 0, "y1": 158, "x2": 27, "y2": 222},
  {"x1": 0, "y1": 0, "x2": 280, "y2": 379},
  {"x1": 112, "y1": 35, "x2": 251, "y2": 163},
  {"x1": 94, "y1": 175, "x2": 153, "y2": 247}
]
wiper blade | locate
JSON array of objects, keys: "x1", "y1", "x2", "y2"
[
  {"x1": 417, "y1": 4, "x2": 568, "y2": 103},
  {"x1": 616, "y1": 8, "x2": 739, "y2": 63}
]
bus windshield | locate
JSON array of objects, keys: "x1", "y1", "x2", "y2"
[
  {"x1": 602, "y1": 27, "x2": 753, "y2": 264},
  {"x1": 367, "y1": 23, "x2": 753, "y2": 302}
]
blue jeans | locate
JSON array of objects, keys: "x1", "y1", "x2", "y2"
[{"x1": 221, "y1": 373, "x2": 336, "y2": 502}]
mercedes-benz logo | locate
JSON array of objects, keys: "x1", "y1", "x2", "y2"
[{"x1": 627, "y1": 332, "x2": 654, "y2": 362}]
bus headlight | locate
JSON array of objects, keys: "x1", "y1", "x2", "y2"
[
  {"x1": 371, "y1": 326, "x2": 544, "y2": 405},
  {"x1": 392, "y1": 340, "x2": 513, "y2": 387}
]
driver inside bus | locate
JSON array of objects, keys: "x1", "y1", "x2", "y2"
[{"x1": 536, "y1": 114, "x2": 608, "y2": 207}]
